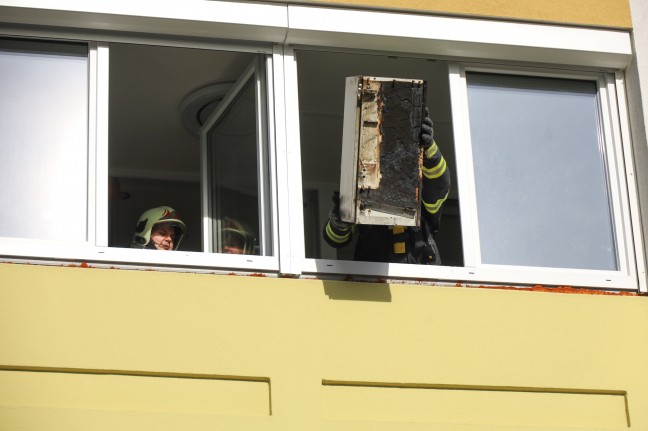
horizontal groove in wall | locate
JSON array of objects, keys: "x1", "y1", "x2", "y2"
[
  {"x1": 0, "y1": 366, "x2": 271, "y2": 416},
  {"x1": 322, "y1": 380, "x2": 629, "y2": 427}
]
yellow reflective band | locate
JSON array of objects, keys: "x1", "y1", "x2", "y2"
[
  {"x1": 326, "y1": 223, "x2": 350, "y2": 244},
  {"x1": 393, "y1": 241, "x2": 406, "y2": 254},
  {"x1": 423, "y1": 191, "x2": 449, "y2": 214},
  {"x1": 422, "y1": 157, "x2": 447, "y2": 179},
  {"x1": 425, "y1": 141, "x2": 439, "y2": 159},
  {"x1": 391, "y1": 225, "x2": 405, "y2": 234}
]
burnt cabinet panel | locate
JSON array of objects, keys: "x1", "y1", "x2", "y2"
[{"x1": 340, "y1": 76, "x2": 426, "y2": 226}]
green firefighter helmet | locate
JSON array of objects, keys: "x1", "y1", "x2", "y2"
[
  {"x1": 220, "y1": 217, "x2": 257, "y2": 255},
  {"x1": 131, "y1": 206, "x2": 186, "y2": 250}
]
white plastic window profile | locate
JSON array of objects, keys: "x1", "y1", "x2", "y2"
[
  {"x1": 200, "y1": 56, "x2": 275, "y2": 259},
  {"x1": 449, "y1": 64, "x2": 640, "y2": 290},
  {"x1": 466, "y1": 72, "x2": 617, "y2": 271},
  {"x1": 0, "y1": 39, "x2": 89, "y2": 243},
  {"x1": 0, "y1": 38, "x2": 281, "y2": 275}
]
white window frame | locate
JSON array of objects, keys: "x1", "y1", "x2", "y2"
[
  {"x1": 447, "y1": 64, "x2": 640, "y2": 290},
  {"x1": 294, "y1": 62, "x2": 643, "y2": 290},
  {"x1": 199, "y1": 56, "x2": 275, "y2": 257},
  {"x1": 297, "y1": 59, "x2": 644, "y2": 290},
  {"x1": 0, "y1": 1, "x2": 644, "y2": 290},
  {"x1": 0, "y1": 32, "x2": 282, "y2": 274},
  {"x1": 281, "y1": 5, "x2": 644, "y2": 291},
  {"x1": 0, "y1": 38, "x2": 98, "y2": 248}
]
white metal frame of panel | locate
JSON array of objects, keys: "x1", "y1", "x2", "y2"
[{"x1": 339, "y1": 76, "x2": 425, "y2": 227}]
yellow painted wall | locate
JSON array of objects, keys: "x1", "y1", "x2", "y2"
[
  {"x1": 1, "y1": 262, "x2": 647, "y2": 430},
  {"x1": 290, "y1": 0, "x2": 632, "y2": 29}
]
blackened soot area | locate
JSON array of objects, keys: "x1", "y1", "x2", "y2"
[{"x1": 360, "y1": 82, "x2": 423, "y2": 209}]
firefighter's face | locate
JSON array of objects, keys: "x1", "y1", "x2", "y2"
[
  {"x1": 223, "y1": 244, "x2": 244, "y2": 254},
  {"x1": 150, "y1": 223, "x2": 176, "y2": 250},
  {"x1": 223, "y1": 232, "x2": 245, "y2": 254}
]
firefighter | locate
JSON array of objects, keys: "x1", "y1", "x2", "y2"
[
  {"x1": 131, "y1": 206, "x2": 186, "y2": 251},
  {"x1": 323, "y1": 111, "x2": 450, "y2": 264},
  {"x1": 220, "y1": 217, "x2": 258, "y2": 255}
]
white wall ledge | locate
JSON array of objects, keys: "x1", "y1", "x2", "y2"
[
  {"x1": 0, "y1": 1, "x2": 632, "y2": 68},
  {"x1": 0, "y1": 0, "x2": 289, "y2": 43},
  {"x1": 285, "y1": 5, "x2": 632, "y2": 69}
]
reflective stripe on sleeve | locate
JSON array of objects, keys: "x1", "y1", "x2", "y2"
[
  {"x1": 325, "y1": 222, "x2": 350, "y2": 244},
  {"x1": 425, "y1": 140, "x2": 439, "y2": 159},
  {"x1": 422, "y1": 157, "x2": 447, "y2": 179},
  {"x1": 423, "y1": 191, "x2": 449, "y2": 214}
]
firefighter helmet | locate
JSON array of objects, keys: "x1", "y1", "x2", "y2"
[
  {"x1": 131, "y1": 206, "x2": 186, "y2": 250},
  {"x1": 221, "y1": 217, "x2": 257, "y2": 255}
]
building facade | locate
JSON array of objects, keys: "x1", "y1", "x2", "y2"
[{"x1": 1, "y1": 1, "x2": 648, "y2": 429}]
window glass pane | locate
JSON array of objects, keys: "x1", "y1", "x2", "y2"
[
  {"x1": 108, "y1": 43, "x2": 270, "y2": 255},
  {"x1": 466, "y1": 72, "x2": 617, "y2": 270},
  {"x1": 207, "y1": 77, "x2": 262, "y2": 255},
  {"x1": 0, "y1": 39, "x2": 88, "y2": 242}
]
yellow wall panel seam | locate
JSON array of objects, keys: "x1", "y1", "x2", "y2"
[
  {"x1": 322, "y1": 379, "x2": 628, "y2": 396},
  {"x1": 0, "y1": 367, "x2": 273, "y2": 416},
  {"x1": 322, "y1": 380, "x2": 630, "y2": 427},
  {"x1": 0, "y1": 364, "x2": 270, "y2": 383}
]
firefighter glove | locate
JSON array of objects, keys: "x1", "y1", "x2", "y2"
[
  {"x1": 420, "y1": 108, "x2": 434, "y2": 150},
  {"x1": 329, "y1": 191, "x2": 351, "y2": 231}
]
